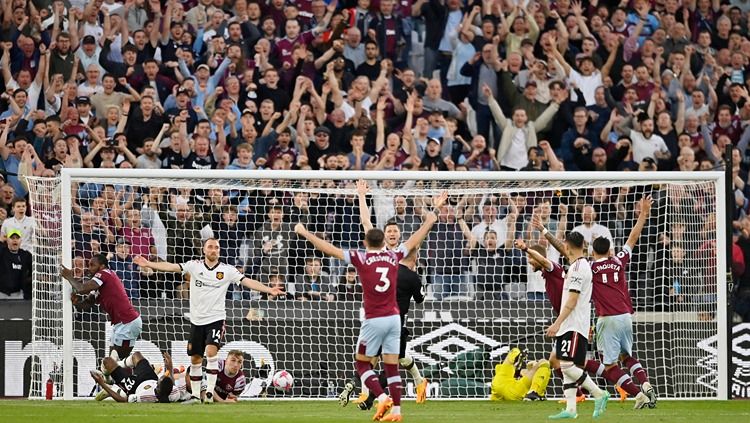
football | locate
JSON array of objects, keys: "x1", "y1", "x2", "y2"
[{"x1": 271, "y1": 370, "x2": 294, "y2": 391}]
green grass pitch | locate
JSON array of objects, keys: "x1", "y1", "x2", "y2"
[{"x1": 1, "y1": 400, "x2": 749, "y2": 423}]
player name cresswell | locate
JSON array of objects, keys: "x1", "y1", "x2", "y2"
[{"x1": 364, "y1": 255, "x2": 398, "y2": 266}]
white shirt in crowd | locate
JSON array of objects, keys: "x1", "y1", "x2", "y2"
[
  {"x1": 572, "y1": 222, "x2": 613, "y2": 246},
  {"x1": 1, "y1": 215, "x2": 36, "y2": 249},
  {"x1": 630, "y1": 131, "x2": 669, "y2": 163}
]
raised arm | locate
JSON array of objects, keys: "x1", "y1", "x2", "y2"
[
  {"x1": 294, "y1": 223, "x2": 344, "y2": 260},
  {"x1": 403, "y1": 192, "x2": 447, "y2": 252},
  {"x1": 532, "y1": 211, "x2": 568, "y2": 260},
  {"x1": 624, "y1": 195, "x2": 653, "y2": 251},
  {"x1": 1, "y1": 42, "x2": 12, "y2": 86},
  {"x1": 132, "y1": 255, "x2": 183, "y2": 272},
  {"x1": 457, "y1": 211, "x2": 479, "y2": 251},
  {"x1": 483, "y1": 84, "x2": 509, "y2": 130},
  {"x1": 356, "y1": 179, "x2": 374, "y2": 233},
  {"x1": 375, "y1": 96, "x2": 386, "y2": 151},
  {"x1": 514, "y1": 238, "x2": 553, "y2": 270}
]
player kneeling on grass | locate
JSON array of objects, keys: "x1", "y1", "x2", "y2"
[
  {"x1": 184, "y1": 350, "x2": 247, "y2": 403},
  {"x1": 490, "y1": 347, "x2": 551, "y2": 401},
  {"x1": 91, "y1": 351, "x2": 189, "y2": 403}
]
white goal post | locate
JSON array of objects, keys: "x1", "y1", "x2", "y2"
[{"x1": 25, "y1": 169, "x2": 728, "y2": 401}]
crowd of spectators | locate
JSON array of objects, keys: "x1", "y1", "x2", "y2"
[{"x1": 0, "y1": 0, "x2": 749, "y2": 320}]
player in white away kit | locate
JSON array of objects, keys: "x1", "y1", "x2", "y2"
[
  {"x1": 134, "y1": 238, "x2": 283, "y2": 404},
  {"x1": 294, "y1": 203, "x2": 441, "y2": 422},
  {"x1": 590, "y1": 196, "x2": 657, "y2": 409},
  {"x1": 547, "y1": 231, "x2": 609, "y2": 420},
  {"x1": 90, "y1": 351, "x2": 188, "y2": 403}
]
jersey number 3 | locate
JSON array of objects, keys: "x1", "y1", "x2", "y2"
[{"x1": 374, "y1": 267, "x2": 390, "y2": 292}]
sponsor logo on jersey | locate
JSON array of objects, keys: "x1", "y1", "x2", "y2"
[{"x1": 217, "y1": 272, "x2": 224, "y2": 280}]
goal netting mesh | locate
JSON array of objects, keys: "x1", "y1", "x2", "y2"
[{"x1": 25, "y1": 172, "x2": 723, "y2": 400}]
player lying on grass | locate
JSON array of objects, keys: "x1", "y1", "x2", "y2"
[
  {"x1": 184, "y1": 349, "x2": 247, "y2": 403},
  {"x1": 339, "y1": 180, "x2": 433, "y2": 409},
  {"x1": 295, "y1": 195, "x2": 444, "y2": 422},
  {"x1": 90, "y1": 351, "x2": 189, "y2": 403},
  {"x1": 490, "y1": 347, "x2": 551, "y2": 401}
]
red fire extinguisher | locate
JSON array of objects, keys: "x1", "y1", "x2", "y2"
[{"x1": 45, "y1": 374, "x2": 53, "y2": 400}]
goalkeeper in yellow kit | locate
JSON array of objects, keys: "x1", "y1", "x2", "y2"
[{"x1": 490, "y1": 347, "x2": 551, "y2": 401}]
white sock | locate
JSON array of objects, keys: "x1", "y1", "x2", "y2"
[
  {"x1": 118, "y1": 354, "x2": 136, "y2": 369},
  {"x1": 580, "y1": 375, "x2": 604, "y2": 399},
  {"x1": 399, "y1": 356, "x2": 424, "y2": 385},
  {"x1": 190, "y1": 364, "x2": 203, "y2": 398},
  {"x1": 642, "y1": 381, "x2": 653, "y2": 393},
  {"x1": 377, "y1": 393, "x2": 388, "y2": 403},
  {"x1": 205, "y1": 355, "x2": 219, "y2": 398},
  {"x1": 391, "y1": 405, "x2": 401, "y2": 415},
  {"x1": 362, "y1": 385, "x2": 369, "y2": 395},
  {"x1": 561, "y1": 364, "x2": 584, "y2": 412}
]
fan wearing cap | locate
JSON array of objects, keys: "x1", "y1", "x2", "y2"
[
  {"x1": 0, "y1": 228, "x2": 33, "y2": 300},
  {"x1": 549, "y1": 37, "x2": 619, "y2": 106},
  {"x1": 176, "y1": 49, "x2": 231, "y2": 108},
  {"x1": 165, "y1": 86, "x2": 199, "y2": 132},
  {"x1": 499, "y1": 66, "x2": 548, "y2": 122},
  {"x1": 516, "y1": 59, "x2": 558, "y2": 104},
  {"x1": 484, "y1": 83, "x2": 560, "y2": 171},
  {"x1": 306, "y1": 126, "x2": 339, "y2": 170},
  {"x1": 99, "y1": 39, "x2": 142, "y2": 82},
  {"x1": 74, "y1": 96, "x2": 96, "y2": 126}
]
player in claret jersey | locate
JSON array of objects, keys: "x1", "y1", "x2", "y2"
[
  {"x1": 134, "y1": 238, "x2": 283, "y2": 404},
  {"x1": 294, "y1": 201, "x2": 442, "y2": 422},
  {"x1": 514, "y1": 239, "x2": 563, "y2": 402},
  {"x1": 590, "y1": 196, "x2": 657, "y2": 409},
  {"x1": 61, "y1": 253, "x2": 143, "y2": 400},
  {"x1": 184, "y1": 349, "x2": 247, "y2": 403},
  {"x1": 339, "y1": 181, "x2": 440, "y2": 409}
]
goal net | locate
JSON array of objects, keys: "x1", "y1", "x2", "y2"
[{"x1": 25, "y1": 170, "x2": 728, "y2": 400}]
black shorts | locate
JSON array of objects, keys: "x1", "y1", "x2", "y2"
[
  {"x1": 111, "y1": 358, "x2": 157, "y2": 395},
  {"x1": 399, "y1": 326, "x2": 410, "y2": 359},
  {"x1": 187, "y1": 320, "x2": 225, "y2": 356},
  {"x1": 555, "y1": 331, "x2": 588, "y2": 366}
]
